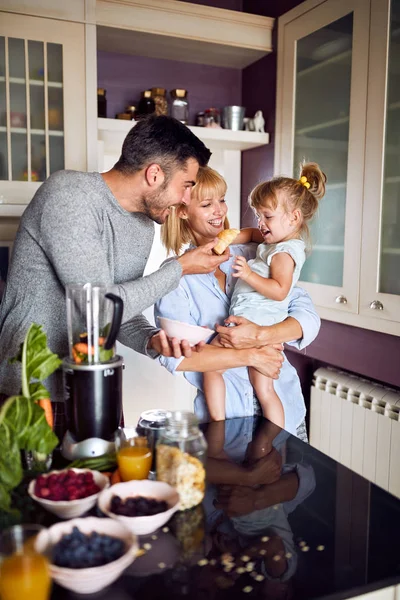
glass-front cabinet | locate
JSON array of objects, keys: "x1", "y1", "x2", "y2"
[
  {"x1": 0, "y1": 12, "x2": 86, "y2": 213},
  {"x1": 360, "y1": 0, "x2": 400, "y2": 323},
  {"x1": 277, "y1": 0, "x2": 400, "y2": 331},
  {"x1": 276, "y1": 0, "x2": 369, "y2": 315}
]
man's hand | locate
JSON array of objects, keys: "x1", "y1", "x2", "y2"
[
  {"x1": 177, "y1": 240, "x2": 229, "y2": 276},
  {"x1": 232, "y1": 255, "x2": 252, "y2": 280},
  {"x1": 216, "y1": 315, "x2": 266, "y2": 349},
  {"x1": 148, "y1": 330, "x2": 205, "y2": 358},
  {"x1": 248, "y1": 344, "x2": 284, "y2": 378}
]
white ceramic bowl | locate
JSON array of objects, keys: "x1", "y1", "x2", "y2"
[
  {"x1": 28, "y1": 468, "x2": 110, "y2": 519},
  {"x1": 34, "y1": 517, "x2": 138, "y2": 594},
  {"x1": 158, "y1": 317, "x2": 214, "y2": 346},
  {"x1": 98, "y1": 480, "x2": 180, "y2": 536}
]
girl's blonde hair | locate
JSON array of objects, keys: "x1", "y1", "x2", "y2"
[
  {"x1": 161, "y1": 166, "x2": 230, "y2": 255},
  {"x1": 249, "y1": 162, "x2": 327, "y2": 247}
]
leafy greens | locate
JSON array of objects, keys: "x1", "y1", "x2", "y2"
[{"x1": 0, "y1": 324, "x2": 61, "y2": 514}]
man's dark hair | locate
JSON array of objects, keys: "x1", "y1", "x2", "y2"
[{"x1": 114, "y1": 115, "x2": 211, "y2": 176}]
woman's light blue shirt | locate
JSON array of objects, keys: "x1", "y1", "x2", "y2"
[{"x1": 154, "y1": 243, "x2": 320, "y2": 435}]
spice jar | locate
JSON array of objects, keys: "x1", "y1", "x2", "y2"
[
  {"x1": 204, "y1": 107, "x2": 221, "y2": 127},
  {"x1": 136, "y1": 90, "x2": 156, "y2": 119},
  {"x1": 156, "y1": 411, "x2": 207, "y2": 511},
  {"x1": 97, "y1": 88, "x2": 107, "y2": 118},
  {"x1": 170, "y1": 89, "x2": 189, "y2": 124},
  {"x1": 151, "y1": 87, "x2": 168, "y2": 116}
]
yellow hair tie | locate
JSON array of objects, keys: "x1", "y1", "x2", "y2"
[{"x1": 299, "y1": 175, "x2": 310, "y2": 189}]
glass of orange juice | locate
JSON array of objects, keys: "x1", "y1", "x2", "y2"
[
  {"x1": 115, "y1": 426, "x2": 152, "y2": 481},
  {"x1": 0, "y1": 524, "x2": 51, "y2": 600}
]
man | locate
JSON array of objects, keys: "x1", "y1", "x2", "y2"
[{"x1": 0, "y1": 116, "x2": 231, "y2": 401}]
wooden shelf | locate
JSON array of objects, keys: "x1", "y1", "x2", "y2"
[
  {"x1": 0, "y1": 126, "x2": 63, "y2": 136},
  {"x1": 98, "y1": 118, "x2": 269, "y2": 153},
  {"x1": 96, "y1": 0, "x2": 274, "y2": 69},
  {"x1": 0, "y1": 76, "x2": 62, "y2": 88}
]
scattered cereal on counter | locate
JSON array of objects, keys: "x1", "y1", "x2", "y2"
[
  {"x1": 255, "y1": 575, "x2": 265, "y2": 582},
  {"x1": 136, "y1": 548, "x2": 146, "y2": 557},
  {"x1": 285, "y1": 552, "x2": 292, "y2": 559},
  {"x1": 317, "y1": 545, "x2": 325, "y2": 551},
  {"x1": 236, "y1": 567, "x2": 245, "y2": 574},
  {"x1": 143, "y1": 543, "x2": 152, "y2": 551},
  {"x1": 242, "y1": 586, "x2": 253, "y2": 593},
  {"x1": 273, "y1": 505, "x2": 279, "y2": 510},
  {"x1": 210, "y1": 559, "x2": 217, "y2": 566},
  {"x1": 221, "y1": 552, "x2": 234, "y2": 563},
  {"x1": 246, "y1": 562, "x2": 255, "y2": 571},
  {"x1": 197, "y1": 558, "x2": 208, "y2": 566},
  {"x1": 301, "y1": 546, "x2": 310, "y2": 552},
  {"x1": 158, "y1": 562, "x2": 166, "y2": 569},
  {"x1": 299, "y1": 541, "x2": 306, "y2": 547},
  {"x1": 224, "y1": 566, "x2": 233, "y2": 573},
  {"x1": 162, "y1": 527, "x2": 169, "y2": 533},
  {"x1": 273, "y1": 555, "x2": 281, "y2": 562},
  {"x1": 261, "y1": 536, "x2": 269, "y2": 542},
  {"x1": 151, "y1": 535, "x2": 158, "y2": 540},
  {"x1": 259, "y1": 549, "x2": 267, "y2": 556},
  {"x1": 241, "y1": 555, "x2": 250, "y2": 562}
]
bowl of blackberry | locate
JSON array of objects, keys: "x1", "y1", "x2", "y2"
[
  {"x1": 34, "y1": 517, "x2": 138, "y2": 594},
  {"x1": 98, "y1": 480, "x2": 180, "y2": 535}
]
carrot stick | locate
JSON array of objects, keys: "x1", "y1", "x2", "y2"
[{"x1": 37, "y1": 398, "x2": 54, "y2": 430}]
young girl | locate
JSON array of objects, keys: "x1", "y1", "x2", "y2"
[{"x1": 204, "y1": 162, "x2": 326, "y2": 425}]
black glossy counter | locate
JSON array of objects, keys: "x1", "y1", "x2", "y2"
[{"x1": 9, "y1": 417, "x2": 400, "y2": 599}]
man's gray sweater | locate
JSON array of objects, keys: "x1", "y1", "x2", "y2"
[{"x1": 0, "y1": 170, "x2": 181, "y2": 399}]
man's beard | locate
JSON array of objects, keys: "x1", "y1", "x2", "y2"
[{"x1": 142, "y1": 179, "x2": 171, "y2": 225}]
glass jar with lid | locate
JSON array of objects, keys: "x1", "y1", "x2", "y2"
[
  {"x1": 204, "y1": 107, "x2": 221, "y2": 127},
  {"x1": 170, "y1": 89, "x2": 189, "y2": 124},
  {"x1": 151, "y1": 87, "x2": 168, "y2": 116},
  {"x1": 156, "y1": 411, "x2": 207, "y2": 511},
  {"x1": 97, "y1": 88, "x2": 107, "y2": 118}
]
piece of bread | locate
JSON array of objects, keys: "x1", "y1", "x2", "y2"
[{"x1": 212, "y1": 228, "x2": 240, "y2": 255}]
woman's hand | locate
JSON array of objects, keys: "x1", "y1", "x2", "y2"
[
  {"x1": 216, "y1": 315, "x2": 266, "y2": 349},
  {"x1": 148, "y1": 330, "x2": 205, "y2": 358},
  {"x1": 232, "y1": 255, "x2": 252, "y2": 280}
]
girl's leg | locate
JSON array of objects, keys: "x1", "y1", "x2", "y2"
[
  {"x1": 203, "y1": 370, "x2": 227, "y2": 421},
  {"x1": 248, "y1": 367, "x2": 285, "y2": 429}
]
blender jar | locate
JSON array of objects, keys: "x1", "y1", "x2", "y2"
[{"x1": 66, "y1": 283, "x2": 123, "y2": 365}]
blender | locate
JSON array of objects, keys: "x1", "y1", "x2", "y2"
[{"x1": 61, "y1": 283, "x2": 124, "y2": 460}]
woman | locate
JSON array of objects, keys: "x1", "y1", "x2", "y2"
[{"x1": 154, "y1": 167, "x2": 320, "y2": 439}]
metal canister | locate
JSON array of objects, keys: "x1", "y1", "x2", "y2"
[{"x1": 137, "y1": 409, "x2": 170, "y2": 474}]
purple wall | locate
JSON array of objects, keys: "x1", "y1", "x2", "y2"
[
  {"x1": 97, "y1": 51, "x2": 242, "y2": 126},
  {"x1": 241, "y1": 0, "x2": 400, "y2": 394}
]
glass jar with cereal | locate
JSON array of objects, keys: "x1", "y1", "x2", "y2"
[{"x1": 156, "y1": 411, "x2": 207, "y2": 511}]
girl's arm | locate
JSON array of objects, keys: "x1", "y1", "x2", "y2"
[
  {"x1": 233, "y1": 227, "x2": 264, "y2": 244},
  {"x1": 233, "y1": 252, "x2": 295, "y2": 301}
]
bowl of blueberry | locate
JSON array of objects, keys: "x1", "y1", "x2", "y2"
[
  {"x1": 34, "y1": 517, "x2": 138, "y2": 594},
  {"x1": 28, "y1": 468, "x2": 110, "y2": 519},
  {"x1": 98, "y1": 480, "x2": 180, "y2": 535}
]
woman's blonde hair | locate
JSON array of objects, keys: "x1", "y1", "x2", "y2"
[
  {"x1": 161, "y1": 166, "x2": 230, "y2": 255},
  {"x1": 249, "y1": 161, "x2": 326, "y2": 247}
]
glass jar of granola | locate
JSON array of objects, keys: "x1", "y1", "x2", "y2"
[
  {"x1": 151, "y1": 87, "x2": 168, "y2": 116},
  {"x1": 156, "y1": 411, "x2": 207, "y2": 511}
]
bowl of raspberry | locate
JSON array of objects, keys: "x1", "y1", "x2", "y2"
[{"x1": 28, "y1": 468, "x2": 110, "y2": 519}]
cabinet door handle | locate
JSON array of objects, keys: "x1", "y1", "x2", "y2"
[
  {"x1": 335, "y1": 295, "x2": 347, "y2": 304},
  {"x1": 369, "y1": 300, "x2": 384, "y2": 310}
]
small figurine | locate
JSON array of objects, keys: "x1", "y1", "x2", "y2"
[{"x1": 244, "y1": 110, "x2": 265, "y2": 133}]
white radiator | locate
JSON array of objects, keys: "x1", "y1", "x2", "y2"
[{"x1": 310, "y1": 367, "x2": 400, "y2": 498}]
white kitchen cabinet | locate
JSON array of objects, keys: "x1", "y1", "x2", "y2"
[
  {"x1": 276, "y1": 0, "x2": 400, "y2": 336},
  {"x1": 0, "y1": 10, "x2": 87, "y2": 215}
]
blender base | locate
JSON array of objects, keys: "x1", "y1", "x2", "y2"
[{"x1": 61, "y1": 430, "x2": 115, "y2": 460}]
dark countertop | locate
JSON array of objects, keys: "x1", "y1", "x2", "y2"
[{"x1": 6, "y1": 416, "x2": 400, "y2": 600}]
